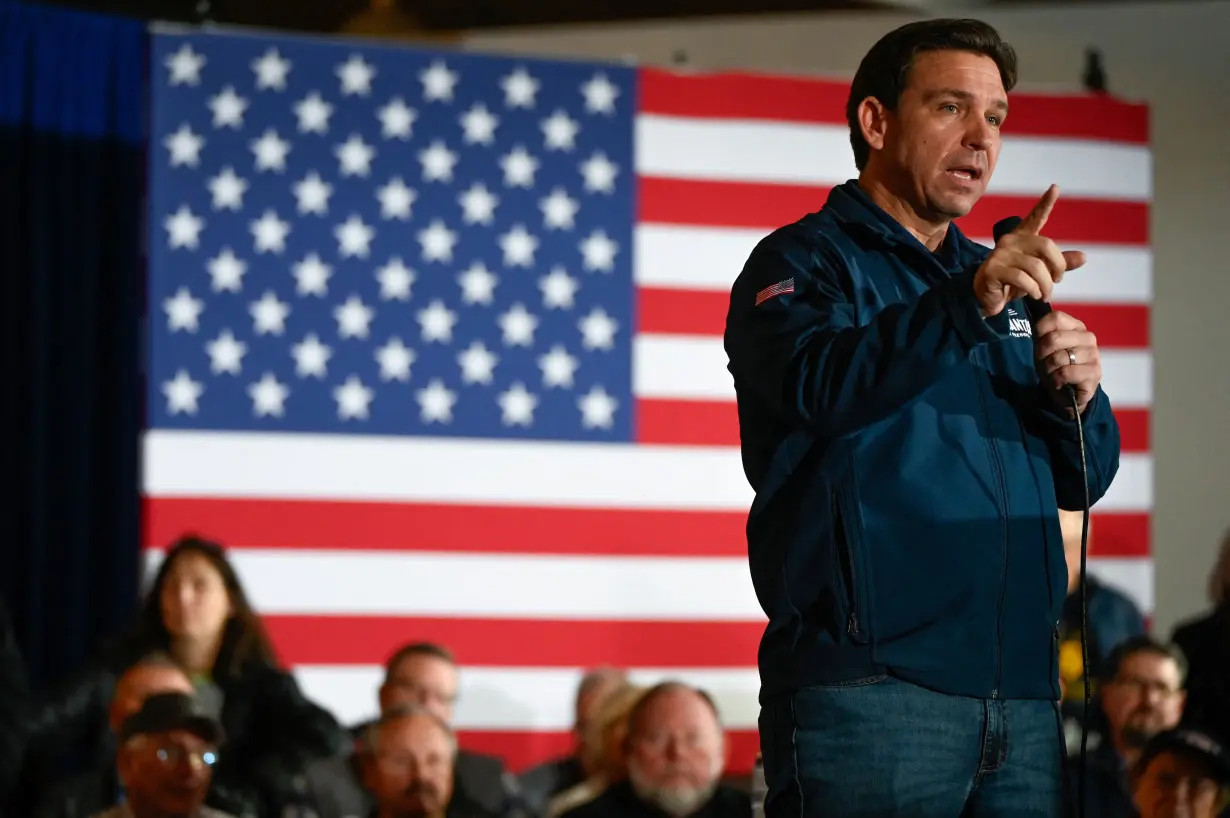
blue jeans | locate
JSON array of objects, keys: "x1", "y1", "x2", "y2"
[{"x1": 759, "y1": 674, "x2": 1067, "y2": 817}]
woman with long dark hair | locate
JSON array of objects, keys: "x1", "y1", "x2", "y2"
[{"x1": 25, "y1": 535, "x2": 346, "y2": 817}]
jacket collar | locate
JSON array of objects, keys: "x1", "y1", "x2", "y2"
[{"x1": 824, "y1": 179, "x2": 983, "y2": 272}]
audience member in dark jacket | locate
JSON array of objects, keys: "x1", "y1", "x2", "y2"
[
  {"x1": 0, "y1": 597, "x2": 30, "y2": 810},
  {"x1": 31, "y1": 654, "x2": 258, "y2": 818},
  {"x1": 560, "y1": 682, "x2": 748, "y2": 818},
  {"x1": 299, "y1": 641, "x2": 514, "y2": 818},
  {"x1": 519, "y1": 668, "x2": 627, "y2": 817},
  {"x1": 1172, "y1": 531, "x2": 1230, "y2": 746},
  {"x1": 363, "y1": 707, "x2": 501, "y2": 818},
  {"x1": 24, "y1": 536, "x2": 346, "y2": 817}
]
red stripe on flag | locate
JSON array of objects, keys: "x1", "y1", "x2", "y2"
[
  {"x1": 266, "y1": 616, "x2": 763, "y2": 668},
  {"x1": 1050, "y1": 304, "x2": 1150, "y2": 349},
  {"x1": 639, "y1": 287, "x2": 1150, "y2": 349},
  {"x1": 459, "y1": 728, "x2": 760, "y2": 775},
  {"x1": 638, "y1": 68, "x2": 1149, "y2": 144},
  {"x1": 1089, "y1": 512, "x2": 1152, "y2": 558},
  {"x1": 639, "y1": 177, "x2": 1150, "y2": 245},
  {"x1": 143, "y1": 497, "x2": 749, "y2": 557},
  {"x1": 636, "y1": 397, "x2": 1150, "y2": 455},
  {"x1": 636, "y1": 398, "x2": 740, "y2": 447},
  {"x1": 1113, "y1": 407, "x2": 1150, "y2": 453}
]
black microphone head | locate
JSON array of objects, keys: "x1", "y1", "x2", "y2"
[{"x1": 993, "y1": 216, "x2": 1023, "y2": 244}]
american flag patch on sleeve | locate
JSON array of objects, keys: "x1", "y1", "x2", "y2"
[{"x1": 755, "y1": 277, "x2": 795, "y2": 306}]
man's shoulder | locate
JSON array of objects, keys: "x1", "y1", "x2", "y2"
[
  {"x1": 90, "y1": 808, "x2": 238, "y2": 818},
  {"x1": 89, "y1": 808, "x2": 125, "y2": 818},
  {"x1": 457, "y1": 748, "x2": 507, "y2": 776},
  {"x1": 711, "y1": 784, "x2": 753, "y2": 813}
]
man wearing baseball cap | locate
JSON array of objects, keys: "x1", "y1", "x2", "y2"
[
  {"x1": 92, "y1": 691, "x2": 235, "y2": 818},
  {"x1": 1132, "y1": 728, "x2": 1230, "y2": 818}
]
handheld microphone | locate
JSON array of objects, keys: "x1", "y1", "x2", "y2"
[{"x1": 992, "y1": 213, "x2": 1091, "y2": 818}]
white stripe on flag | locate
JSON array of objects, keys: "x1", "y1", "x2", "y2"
[
  {"x1": 634, "y1": 224, "x2": 1153, "y2": 304},
  {"x1": 634, "y1": 336, "x2": 1154, "y2": 408},
  {"x1": 293, "y1": 665, "x2": 764, "y2": 730},
  {"x1": 636, "y1": 115, "x2": 1153, "y2": 200},
  {"x1": 143, "y1": 431, "x2": 1154, "y2": 512},
  {"x1": 142, "y1": 548, "x2": 1150, "y2": 619},
  {"x1": 143, "y1": 430, "x2": 754, "y2": 509},
  {"x1": 1088, "y1": 557, "x2": 1156, "y2": 613},
  {"x1": 142, "y1": 549, "x2": 767, "y2": 619}
]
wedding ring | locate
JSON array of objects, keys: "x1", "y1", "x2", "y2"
[{"x1": 1067, "y1": 349, "x2": 1077, "y2": 366}]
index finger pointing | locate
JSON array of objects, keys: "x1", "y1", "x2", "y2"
[{"x1": 1018, "y1": 184, "x2": 1060, "y2": 235}]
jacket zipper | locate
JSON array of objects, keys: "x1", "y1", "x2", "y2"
[
  {"x1": 832, "y1": 491, "x2": 866, "y2": 641},
  {"x1": 973, "y1": 349, "x2": 1010, "y2": 698}
]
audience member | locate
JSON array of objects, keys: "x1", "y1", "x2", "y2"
[
  {"x1": 34, "y1": 654, "x2": 195, "y2": 818},
  {"x1": 93, "y1": 691, "x2": 234, "y2": 818},
  {"x1": 1172, "y1": 530, "x2": 1230, "y2": 745},
  {"x1": 1130, "y1": 728, "x2": 1230, "y2": 818},
  {"x1": 1070, "y1": 636, "x2": 1188, "y2": 817},
  {"x1": 547, "y1": 683, "x2": 646, "y2": 818},
  {"x1": 363, "y1": 705, "x2": 499, "y2": 818},
  {"x1": 25, "y1": 536, "x2": 345, "y2": 818},
  {"x1": 298, "y1": 642, "x2": 511, "y2": 818},
  {"x1": 558, "y1": 682, "x2": 747, "y2": 818},
  {"x1": 519, "y1": 668, "x2": 627, "y2": 816}
]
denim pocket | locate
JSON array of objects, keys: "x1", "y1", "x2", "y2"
[{"x1": 803, "y1": 673, "x2": 890, "y2": 690}]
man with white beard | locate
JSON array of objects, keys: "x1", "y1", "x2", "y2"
[{"x1": 557, "y1": 682, "x2": 749, "y2": 818}]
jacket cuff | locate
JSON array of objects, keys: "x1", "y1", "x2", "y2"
[{"x1": 1033, "y1": 387, "x2": 1101, "y2": 440}]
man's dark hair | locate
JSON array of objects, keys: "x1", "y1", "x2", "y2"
[
  {"x1": 1100, "y1": 635, "x2": 1189, "y2": 686},
  {"x1": 384, "y1": 641, "x2": 456, "y2": 684},
  {"x1": 846, "y1": 18, "x2": 1019, "y2": 171}
]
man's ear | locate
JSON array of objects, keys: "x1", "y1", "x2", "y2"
[{"x1": 857, "y1": 96, "x2": 891, "y2": 154}]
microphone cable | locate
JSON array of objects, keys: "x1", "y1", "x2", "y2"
[{"x1": 1070, "y1": 381, "x2": 1091, "y2": 818}]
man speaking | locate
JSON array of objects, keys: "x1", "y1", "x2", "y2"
[{"x1": 723, "y1": 18, "x2": 1121, "y2": 818}]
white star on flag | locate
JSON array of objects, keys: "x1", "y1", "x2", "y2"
[
  {"x1": 164, "y1": 124, "x2": 204, "y2": 167},
  {"x1": 421, "y1": 61, "x2": 459, "y2": 102},
  {"x1": 416, "y1": 379, "x2": 456, "y2": 424},
  {"x1": 291, "y1": 334, "x2": 332, "y2": 379},
  {"x1": 252, "y1": 48, "x2": 291, "y2": 91},
  {"x1": 165, "y1": 44, "x2": 205, "y2": 86},
  {"x1": 249, "y1": 373, "x2": 290, "y2": 417},
  {"x1": 209, "y1": 86, "x2": 248, "y2": 128},
  {"x1": 337, "y1": 55, "x2": 375, "y2": 96},
  {"x1": 333, "y1": 376, "x2": 374, "y2": 420},
  {"x1": 162, "y1": 370, "x2": 203, "y2": 415}
]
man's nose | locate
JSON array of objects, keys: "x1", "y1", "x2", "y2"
[{"x1": 963, "y1": 118, "x2": 994, "y2": 152}]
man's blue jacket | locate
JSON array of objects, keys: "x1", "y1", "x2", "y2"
[{"x1": 723, "y1": 180, "x2": 1121, "y2": 702}]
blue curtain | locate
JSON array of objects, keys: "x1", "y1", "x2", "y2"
[{"x1": 0, "y1": 0, "x2": 145, "y2": 697}]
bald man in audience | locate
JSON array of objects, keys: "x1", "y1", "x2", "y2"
[
  {"x1": 363, "y1": 706, "x2": 498, "y2": 818},
  {"x1": 520, "y1": 668, "x2": 628, "y2": 815},
  {"x1": 558, "y1": 682, "x2": 749, "y2": 818}
]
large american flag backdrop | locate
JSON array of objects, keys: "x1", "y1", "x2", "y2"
[{"x1": 143, "y1": 26, "x2": 1152, "y2": 774}]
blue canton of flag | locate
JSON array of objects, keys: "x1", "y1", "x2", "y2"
[{"x1": 147, "y1": 28, "x2": 636, "y2": 443}]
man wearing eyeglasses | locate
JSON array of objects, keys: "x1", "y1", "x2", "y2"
[
  {"x1": 92, "y1": 691, "x2": 234, "y2": 818},
  {"x1": 1070, "y1": 636, "x2": 1189, "y2": 817}
]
